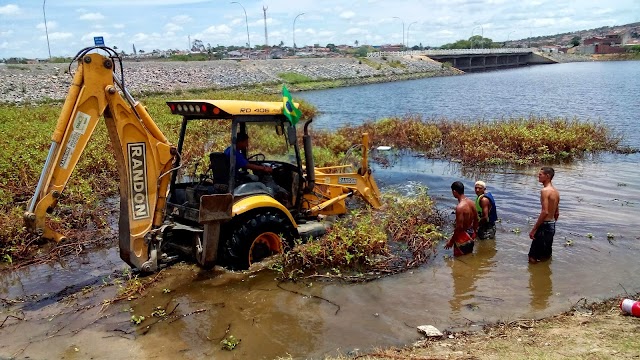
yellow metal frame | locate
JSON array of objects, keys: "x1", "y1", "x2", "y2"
[{"x1": 24, "y1": 53, "x2": 175, "y2": 270}]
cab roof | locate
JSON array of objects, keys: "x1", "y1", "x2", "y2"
[{"x1": 166, "y1": 99, "x2": 300, "y2": 119}]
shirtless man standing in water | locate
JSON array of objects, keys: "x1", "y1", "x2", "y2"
[
  {"x1": 445, "y1": 181, "x2": 478, "y2": 256},
  {"x1": 528, "y1": 167, "x2": 560, "y2": 263}
]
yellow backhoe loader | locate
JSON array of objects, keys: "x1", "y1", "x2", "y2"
[{"x1": 23, "y1": 46, "x2": 381, "y2": 272}]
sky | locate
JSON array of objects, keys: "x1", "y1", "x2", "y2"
[{"x1": 0, "y1": 0, "x2": 638, "y2": 59}]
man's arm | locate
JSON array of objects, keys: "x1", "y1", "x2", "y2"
[
  {"x1": 236, "y1": 151, "x2": 272, "y2": 173},
  {"x1": 554, "y1": 192, "x2": 560, "y2": 221},
  {"x1": 529, "y1": 190, "x2": 550, "y2": 239},
  {"x1": 472, "y1": 206, "x2": 479, "y2": 234},
  {"x1": 445, "y1": 204, "x2": 465, "y2": 249},
  {"x1": 246, "y1": 162, "x2": 272, "y2": 173},
  {"x1": 479, "y1": 197, "x2": 491, "y2": 225}
]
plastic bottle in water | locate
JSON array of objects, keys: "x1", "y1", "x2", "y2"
[{"x1": 620, "y1": 299, "x2": 640, "y2": 317}]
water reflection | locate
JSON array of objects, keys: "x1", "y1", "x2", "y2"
[
  {"x1": 528, "y1": 261, "x2": 553, "y2": 311},
  {"x1": 447, "y1": 239, "x2": 497, "y2": 317}
]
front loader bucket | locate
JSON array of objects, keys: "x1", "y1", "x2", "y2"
[{"x1": 196, "y1": 194, "x2": 233, "y2": 269}]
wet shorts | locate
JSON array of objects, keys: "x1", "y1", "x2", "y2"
[
  {"x1": 477, "y1": 222, "x2": 496, "y2": 240},
  {"x1": 529, "y1": 221, "x2": 555, "y2": 261},
  {"x1": 453, "y1": 230, "x2": 475, "y2": 257}
]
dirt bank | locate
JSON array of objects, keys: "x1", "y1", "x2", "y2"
[{"x1": 325, "y1": 295, "x2": 640, "y2": 360}]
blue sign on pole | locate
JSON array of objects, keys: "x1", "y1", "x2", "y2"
[{"x1": 94, "y1": 36, "x2": 105, "y2": 46}]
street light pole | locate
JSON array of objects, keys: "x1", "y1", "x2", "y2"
[
  {"x1": 43, "y1": 0, "x2": 51, "y2": 59},
  {"x1": 471, "y1": 24, "x2": 484, "y2": 49},
  {"x1": 293, "y1": 12, "x2": 305, "y2": 55},
  {"x1": 393, "y1": 16, "x2": 405, "y2": 49},
  {"x1": 230, "y1": 2, "x2": 250, "y2": 49},
  {"x1": 407, "y1": 21, "x2": 417, "y2": 49}
]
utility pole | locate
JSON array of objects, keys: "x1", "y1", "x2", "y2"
[
  {"x1": 263, "y1": 5, "x2": 269, "y2": 47},
  {"x1": 231, "y1": 2, "x2": 250, "y2": 49},
  {"x1": 43, "y1": 0, "x2": 51, "y2": 59},
  {"x1": 188, "y1": 35, "x2": 191, "y2": 51}
]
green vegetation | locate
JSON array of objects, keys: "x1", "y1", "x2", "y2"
[
  {"x1": 277, "y1": 72, "x2": 313, "y2": 84},
  {"x1": 0, "y1": 92, "x2": 625, "y2": 269},
  {"x1": 273, "y1": 186, "x2": 445, "y2": 281},
  {"x1": 441, "y1": 35, "x2": 501, "y2": 49},
  {"x1": 48, "y1": 57, "x2": 73, "y2": 64},
  {"x1": 167, "y1": 53, "x2": 210, "y2": 61},
  {"x1": 627, "y1": 45, "x2": 640, "y2": 53},
  {"x1": 315, "y1": 115, "x2": 622, "y2": 166},
  {"x1": 386, "y1": 59, "x2": 406, "y2": 69},
  {"x1": 358, "y1": 57, "x2": 382, "y2": 70},
  {"x1": 5, "y1": 64, "x2": 29, "y2": 70},
  {"x1": 221, "y1": 335, "x2": 241, "y2": 350}
]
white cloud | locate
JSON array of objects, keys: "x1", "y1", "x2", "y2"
[
  {"x1": 37, "y1": 22, "x2": 58, "y2": 31},
  {"x1": 345, "y1": 28, "x2": 366, "y2": 35},
  {"x1": 201, "y1": 24, "x2": 232, "y2": 36},
  {"x1": 317, "y1": 30, "x2": 335, "y2": 37},
  {"x1": 113, "y1": 24, "x2": 125, "y2": 29},
  {"x1": 171, "y1": 15, "x2": 193, "y2": 24},
  {"x1": 0, "y1": 4, "x2": 20, "y2": 16},
  {"x1": 44, "y1": 32, "x2": 74, "y2": 41},
  {"x1": 79, "y1": 13, "x2": 105, "y2": 21},
  {"x1": 339, "y1": 11, "x2": 355, "y2": 19},
  {"x1": 0, "y1": 30, "x2": 14, "y2": 37},
  {"x1": 165, "y1": 23, "x2": 183, "y2": 32},
  {"x1": 249, "y1": 18, "x2": 280, "y2": 27},
  {"x1": 132, "y1": 33, "x2": 150, "y2": 42}
]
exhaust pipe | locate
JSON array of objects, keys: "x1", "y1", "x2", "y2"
[{"x1": 303, "y1": 119, "x2": 315, "y2": 192}]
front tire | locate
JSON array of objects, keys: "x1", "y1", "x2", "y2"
[{"x1": 224, "y1": 211, "x2": 296, "y2": 270}]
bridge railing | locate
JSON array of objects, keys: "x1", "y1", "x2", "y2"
[{"x1": 367, "y1": 48, "x2": 534, "y2": 57}]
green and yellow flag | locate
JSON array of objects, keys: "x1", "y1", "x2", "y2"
[{"x1": 282, "y1": 85, "x2": 302, "y2": 126}]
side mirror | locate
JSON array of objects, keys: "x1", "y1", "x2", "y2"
[
  {"x1": 287, "y1": 125, "x2": 297, "y2": 145},
  {"x1": 275, "y1": 124, "x2": 284, "y2": 136}
]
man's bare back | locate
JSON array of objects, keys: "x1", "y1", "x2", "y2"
[
  {"x1": 456, "y1": 198, "x2": 477, "y2": 232},
  {"x1": 540, "y1": 185, "x2": 560, "y2": 222},
  {"x1": 445, "y1": 181, "x2": 478, "y2": 256}
]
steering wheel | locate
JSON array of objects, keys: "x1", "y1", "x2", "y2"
[{"x1": 247, "y1": 153, "x2": 266, "y2": 161}]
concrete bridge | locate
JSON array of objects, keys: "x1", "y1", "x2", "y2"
[{"x1": 367, "y1": 48, "x2": 556, "y2": 72}]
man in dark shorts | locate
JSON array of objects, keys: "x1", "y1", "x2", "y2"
[
  {"x1": 445, "y1": 181, "x2": 478, "y2": 256},
  {"x1": 474, "y1": 180, "x2": 498, "y2": 240},
  {"x1": 528, "y1": 167, "x2": 560, "y2": 263}
]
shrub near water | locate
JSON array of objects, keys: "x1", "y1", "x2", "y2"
[
  {"x1": 318, "y1": 115, "x2": 622, "y2": 165},
  {"x1": 437, "y1": 116, "x2": 621, "y2": 165},
  {"x1": 274, "y1": 186, "x2": 445, "y2": 281}
]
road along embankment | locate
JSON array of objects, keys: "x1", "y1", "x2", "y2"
[{"x1": 0, "y1": 55, "x2": 458, "y2": 104}]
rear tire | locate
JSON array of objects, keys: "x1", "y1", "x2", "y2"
[{"x1": 223, "y1": 211, "x2": 296, "y2": 270}]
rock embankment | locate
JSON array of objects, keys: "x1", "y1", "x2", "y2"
[{"x1": 0, "y1": 56, "x2": 450, "y2": 104}]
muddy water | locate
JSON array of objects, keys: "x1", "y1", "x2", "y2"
[{"x1": 1, "y1": 153, "x2": 639, "y2": 359}]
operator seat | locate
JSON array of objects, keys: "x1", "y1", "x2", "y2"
[{"x1": 209, "y1": 152, "x2": 230, "y2": 192}]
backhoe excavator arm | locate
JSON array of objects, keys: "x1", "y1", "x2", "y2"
[{"x1": 23, "y1": 48, "x2": 176, "y2": 271}]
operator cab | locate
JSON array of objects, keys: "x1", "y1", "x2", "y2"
[{"x1": 165, "y1": 100, "x2": 305, "y2": 225}]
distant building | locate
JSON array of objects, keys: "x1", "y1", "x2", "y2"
[
  {"x1": 580, "y1": 31, "x2": 628, "y2": 54},
  {"x1": 539, "y1": 45, "x2": 561, "y2": 53}
]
